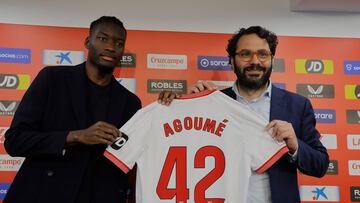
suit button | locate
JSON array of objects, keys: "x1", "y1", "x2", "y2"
[{"x1": 46, "y1": 170, "x2": 54, "y2": 177}]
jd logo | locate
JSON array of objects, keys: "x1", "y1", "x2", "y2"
[
  {"x1": 306, "y1": 60, "x2": 324, "y2": 73},
  {"x1": 307, "y1": 85, "x2": 323, "y2": 95},
  {"x1": 356, "y1": 85, "x2": 360, "y2": 99},
  {"x1": 111, "y1": 134, "x2": 129, "y2": 150},
  {"x1": 0, "y1": 75, "x2": 18, "y2": 88}
]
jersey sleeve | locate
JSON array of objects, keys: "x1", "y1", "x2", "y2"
[
  {"x1": 104, "y1": 102, "x2": 157, "y2": 173},
  {"x1": 247, "y1": 127, "x2": 289, "y2": 174}
]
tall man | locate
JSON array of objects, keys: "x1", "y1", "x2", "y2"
[
  {"x1": 4, "y1": 16, "x2": 141, "y2": 203},
  {"x1": 159, "y1": 26, "x2": 329, "y2": 203}
]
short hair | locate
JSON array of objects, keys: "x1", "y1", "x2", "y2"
[
  {"x1": 226, "y1": 26, "x2": 278, "y2": 63},
  {"x1": 89, "y1": 16, "x2": 126, "y2": 36}
]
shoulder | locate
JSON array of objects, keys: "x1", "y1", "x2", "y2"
[{"x1": 272, "y1": 85, "x2": 310, "y2": 104}]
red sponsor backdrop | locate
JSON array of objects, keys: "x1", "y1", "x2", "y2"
[{"x1": 0, "y1": 23, "x2": 359, "y2": 202}]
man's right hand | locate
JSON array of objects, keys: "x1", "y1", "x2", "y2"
[
  {"x1": 66, "y1": 121, "x2": 120, "y2": 146},
  {"x1": 188, "y1": 80, "x2": 217, "y2": 93}
]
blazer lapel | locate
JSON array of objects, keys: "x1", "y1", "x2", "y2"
[
  {"x1": 270, "y1": 85, "x2": 288, "y2": 121},
  {"x1": 67, "y1": 63, "x2": 89, "y2": 129}
]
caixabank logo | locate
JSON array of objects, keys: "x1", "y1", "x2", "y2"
[
  {"x1": 0, "y1": 183, "x2": 11, "y2": 201},
  {"x1": 345, "y1": 85, "x2": 360, "y2": 99},
  {"x1": 296, "y1": 84, "x2": 334, "y2": 98},
  {"x1": 147, "y1": 79, "x2": 187, "y2": 94},
  {"x1": 347, "y1": 134, "x2": 360, "y2": 150},
  {"x1": 116, "y1": 78, "x2": 136, "y2": 93},
  {"x1": 295, "y1": 59, "x2": 334, "y2": 74},
  {"x1": 197, "y1": 56, "x2": 232, "y2": 71},
  {"x1": 300, "y1": 185, "x2": 339, "y2": 202},
  {"x1": 327, "y1": 160, "x2": 338, "y2": 175},
  {"x1": 349, "y1": 160, "x2": 360, "y2": 176},
  {"x1": 0, "y1": 74, "x2": 30, "y2": 90},
  {"x1": 0, "y1": 154, "x2": 24, "y2": 171},
  {"x1": 351, "y1": 186, "x2": 360, "y2": 202},
  {"x1": 118, "y1": 53, "x2": 136, "y2": 68},
  {"x1": 0, "y1": 127, "x2": 9, "y2": 144},
  {"x1": 0, "y1": 101, "x2": 19, "y2": 116},
  {"x1": 314, "y1": 109, "x2": 336, "y2": 123},
  {"x1": 0, "y1": 47, "x2": 31, "y2": 64},
  {"x1": 42, "y1": 50, "x2": 84, "y2": 66},
  {"x1": 346, "y1": 110, "x2": 360, "y2": 124},
  {"x1": 344, "y1": 61, "x2": 360, "y2": 75}
]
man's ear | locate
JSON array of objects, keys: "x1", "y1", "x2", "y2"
[{"x1": 84, "y1": 36, "x2": 90, "y2": 49}]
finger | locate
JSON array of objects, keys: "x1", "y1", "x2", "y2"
[
  {"x1": 157, "y1": 91, "x2": 165, "y2": 103},
  {"x1": 97, "y1": 121, "x2": 120, "y2": 138},
  {"x1": 165, "y1": 92, "x2": 177, "y2": 106},
  {"x1": 203, "y1": 81, "x2": 217, "y2": 91},
  {"x1": 266, "y1": 120, "x2": 277, "y2": 130}
]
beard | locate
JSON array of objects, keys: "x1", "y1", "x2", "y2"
[{"x1": 233, "y1": 63, "x2": 272, "y2": 91}]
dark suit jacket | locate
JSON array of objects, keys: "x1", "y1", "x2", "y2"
[
  {"x1": 4, "y1": 62, "x2": 141, "y2": 203},
  {"x1": 221, "y1": 85, "x2": 329, "y2": 203}
]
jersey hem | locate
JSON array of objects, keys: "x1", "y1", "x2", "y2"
[
  {"x1": 104, "y1": 150, "x2": 130, "y2": 173},
  {"x1": 255, "y1": 145, "x2": 289, "y2": 174}
]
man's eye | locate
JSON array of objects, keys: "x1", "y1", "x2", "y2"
[
  {"x1": 98, "y1": 37, "x2": 106, "y2": 41},
  {"x1": 240, "y1": 52, "x2": 251, "y2": 57}
]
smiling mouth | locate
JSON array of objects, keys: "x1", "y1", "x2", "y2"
[{"x1": 101, "y1": 55, "x2": 115, "y2": 62}]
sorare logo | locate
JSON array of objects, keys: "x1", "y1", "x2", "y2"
[
  {"x1": 197, "y1": 56, "x2": 232, "y2": 71},
  {"x1": 0, "y1": 47, "x2": 31, "y2": 64},
  {"x1": 118, "y1": 53, "x2": 136, "y2": 68},
  {"x1": 344, "y1": 61, "x2": 360, "y2": 75},
  {"x1": 346, "y1": 110, "x2": 360, "y2": 124},
  {"x1": 345, "y1": 85, "x2": 360, "y2": 99},
  {"x1": 300, "y1": 185, "x2": 339, "y2": 201},
  {"x1": 351, "y1": 186, "x2": 360, "y2": 202},
  {"x1": 0, "y1": 74, "x2": 30, "y2": 90},
  {"x1": 296, "y1": 84, "x2": 334, "y2": 98},
  {"x1": 347, "y1": 134, "x2": 360, "y2": 150},
  {"x1": 314, "y1": 109, "x2": 336, "y2": 123},
  {"x1": 42, "y1": 50, "x2": 84, "y2": 66},
  {"x1": 116, "y1": 78, "x2": 136, "y2": 93},
  {"x1": 147, "y1": 79, "x2": 187, "y2": 94},
  {"x1": 0, "y1": 183, "x2": 11, "y2": 201},
  {"x1": 295, "y1": 59, "x2": 334, "y2": 74},
  {"x1": 0, "y1": 101, "x2": 19, "y2": 116}
]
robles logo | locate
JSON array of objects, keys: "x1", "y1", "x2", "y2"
[
  {"x1": 147, "y1": 79, "x2": 187, "y2": 94},
  {"x1": 0, "y1": 74, "x2": 30, "y2": 90},
  {"x1": 118, "y1": 53, "x2": 136, "y2": 68},
  {"x1": 327, "y1": 160, "x2": 338, "y2": 175},
  {"x1": 351, "y1": 186, "x2": 360, "y2": 202},
  {"x1": 295, "y1": 59, "x2": 334, "y2": 74}
]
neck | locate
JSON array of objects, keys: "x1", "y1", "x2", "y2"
[
  {"x1": 85, "y1": 61, "x2": 113, "y2": 86},
  {"x1": 236, "y1": 82, "x2": 268, "y2": 100}
]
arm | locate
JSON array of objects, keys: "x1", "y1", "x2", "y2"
[{"x1": 295, "y1": 99, "x2": 329, "y2": 177}]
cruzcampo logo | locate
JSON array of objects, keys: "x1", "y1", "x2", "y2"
[
  {"x1": 345, "y1": 85, "x2": 360, "y2": 99},
  {"x1": 295, "y1": 59, "x2": 334, "y2": 74}
]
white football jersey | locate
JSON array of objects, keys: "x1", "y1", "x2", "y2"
[{"x1": 105, "y1": 90, "x2": 288, "y2": 203}]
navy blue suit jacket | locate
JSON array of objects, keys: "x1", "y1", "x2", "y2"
[
  {"x1": 221, "y1": 85, "x2": 329, "y2": 203},
  {"x1": 4, "y1": 63, "x2": 141, "y2": 203}
]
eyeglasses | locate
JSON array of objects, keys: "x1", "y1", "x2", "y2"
[{"x1": 235, "y1": 49, "x2": 272, "y2": 62}]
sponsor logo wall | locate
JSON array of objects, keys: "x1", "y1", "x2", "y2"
[{"x1": 0, "y1": 24, "x2": 359, "y2": 202}]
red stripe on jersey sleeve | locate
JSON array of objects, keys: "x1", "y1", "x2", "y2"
[
  {"x1": 104, "y1": 150, "x2": 130, "y2": 173},
  {"x1": 255, "y1": 146, "x2": 289, "y2": 174}
]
